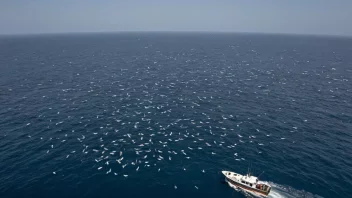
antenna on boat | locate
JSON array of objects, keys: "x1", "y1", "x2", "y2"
[
  {"x1": 250, "y1": 161, "x2": 253, "y2": 176},
  {"x1": 257, "y1": 171, "x2": 265, "y2": 179}
]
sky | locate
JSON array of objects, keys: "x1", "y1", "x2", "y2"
[{"x1": 0, "y1": 0, "x2": 351, "y2": 36}]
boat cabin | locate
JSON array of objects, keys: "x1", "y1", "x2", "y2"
[
  {"x1": 241, "y1": 175, "x2": 270, "y2": 191},
  {"x1": 241, "y1": 175, "x2": 258, "y2": 188}
]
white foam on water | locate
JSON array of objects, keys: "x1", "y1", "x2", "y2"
[{"x1": 267, "y1": 182, "x2": 321, "y2": 198}]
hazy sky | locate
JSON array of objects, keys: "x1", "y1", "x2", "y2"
[{"x1": 0, "y1": 0, "x2": 351, "y2": 36}]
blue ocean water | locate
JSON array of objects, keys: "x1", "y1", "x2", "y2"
[{"x1": 0, "y1": 33, "x2": 351, "y2": 198}]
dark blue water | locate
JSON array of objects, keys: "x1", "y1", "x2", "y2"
[{"x1": 1, "y1": 33, "x2": 351, "y2": 198}]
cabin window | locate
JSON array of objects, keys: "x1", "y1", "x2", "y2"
[
  {"x1": 241, "y1": 180, "x2": 245, "y2": 184},
  {"x1": 250, "y1": 184, "x2": 252, "y2": 187}
]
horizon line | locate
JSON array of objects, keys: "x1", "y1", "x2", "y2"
[{"x1": 0, "y1": 30, "x2": 351, "y2": 39}]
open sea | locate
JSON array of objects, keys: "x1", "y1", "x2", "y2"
[{"x1": 0, "y1": 33, "x2": 351, "y2": 198}]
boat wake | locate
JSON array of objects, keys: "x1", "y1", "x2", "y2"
[
  {"x1": 268, "y1": 182, "x2": 322, "y2": 198},
  {"x1": 266, "y1": 182, "x2": 322, "y2": 198}
]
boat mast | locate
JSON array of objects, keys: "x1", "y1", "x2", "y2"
[
  {"x1": 247, "y1": 161, "x2": 252, "y2": 177},
  {"x1": 250, "y1": 161, "x2": 252, "y2": 177}
]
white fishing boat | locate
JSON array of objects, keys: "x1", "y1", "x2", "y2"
[{"x1": 222, "y1": 170, "x2": 271, "y2": 197}]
